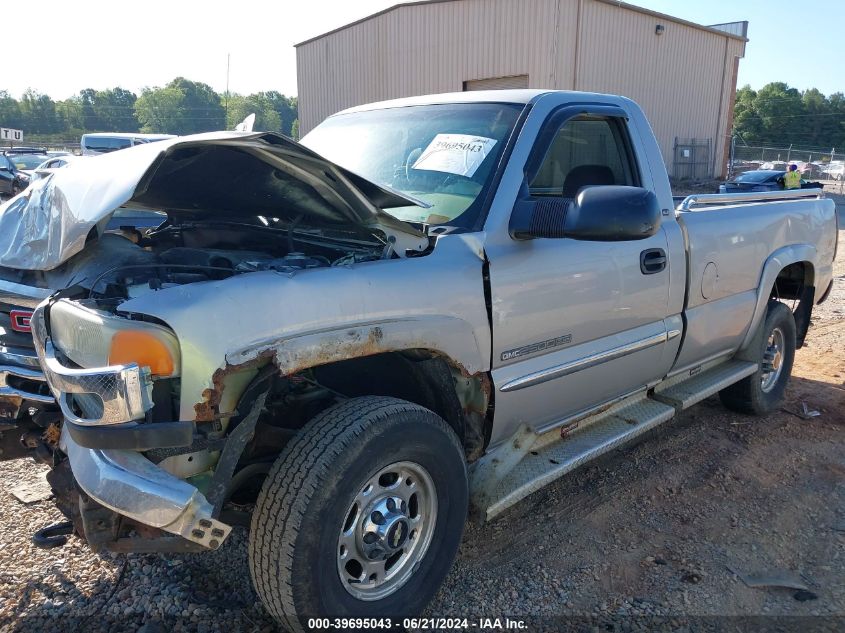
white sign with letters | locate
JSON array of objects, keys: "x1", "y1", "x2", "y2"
[
  {"x1": 412, "y1": 134, "x2": 497, "y2": 178},
  {"x1": 0, "y1": 128, "x2": 23, "y2": 142}
]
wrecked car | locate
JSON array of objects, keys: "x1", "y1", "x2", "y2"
[{"x1": 0, "y1": 90, "x2": 838, "y2": 629}]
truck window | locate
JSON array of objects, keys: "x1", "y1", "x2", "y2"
[{"x1": 530, "y1": 116, "x2": 638, "y2": 197}]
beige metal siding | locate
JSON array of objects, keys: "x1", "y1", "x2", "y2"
[
  {"x1": 297, "y1": 0, "x2": 578, "y2": 133},
  {"x1": 575, "y1": 0, "x2": 744, "y2": 175},
  {"x1": 296, "y1": 0, "x2": 745, "y2": 178}
]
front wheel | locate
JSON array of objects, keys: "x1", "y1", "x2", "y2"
[
  {"x1": 249, "y1": 396, "x2": 468, "y2": 632},
  {"x1": 719, "y1": 301, "x2": 796, "y2": 415}
]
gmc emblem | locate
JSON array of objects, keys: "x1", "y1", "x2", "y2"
[{"x1": 9, "y1": 310, "x2": 32, "y2": 333}]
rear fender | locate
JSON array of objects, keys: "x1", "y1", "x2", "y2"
[{"x1": 738, "y1": 244, "x2": 815, "y2": 352}]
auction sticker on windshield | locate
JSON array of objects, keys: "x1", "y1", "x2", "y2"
[{"x1": 412, "y1": 134, "x2": 497, "y2": 178}]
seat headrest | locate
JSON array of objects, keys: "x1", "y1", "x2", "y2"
[{"x1": 561, "y1": 164, "x2": 616, "y2": 198}]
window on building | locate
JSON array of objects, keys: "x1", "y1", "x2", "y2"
[{"x1": 530, "y1": 116, "x2": 638, "y2": 197}]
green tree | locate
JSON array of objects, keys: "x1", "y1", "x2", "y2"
[
  {"x1": 0, "y1": 91, "x2": 23, "y2": 129},
  {"x1": 732, "y1": 85, "x2": 764, "y2": 144},
  {"x1": 77, "y1": 88, "x2": 102, "y2": 130},
  {"x1": 134, "y1": 85, "x2": 186, "y2": 133},
  {"x1": 57, "y1": 98, "x2": 84, "y2": 135},
  {"x1": 753, "y1": 82, "x2": 805, "y2": 145},
  {"x1": 827, "y1": 93, "x2": 845, "y2": 149},
  {"x1": 225, "y1": 93, "x2": 281, "y2": 132},
  {"x1": 19, "y1": 89, "x2": 60, "y2": 134},
  {"x1": 94, "y1": 88, "x2": 139, "y2": 132},
  {"x1": 135, "y1": 78, "x2": 225, "y2": 134},
  {"x1": 264, "y1": 92, "x2": 297, "y2": 135},
  {"x1": 290, "y1": 118, "x2": 300, "y2": 140}
]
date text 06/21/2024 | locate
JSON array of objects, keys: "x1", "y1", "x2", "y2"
[{"x1": 306, "y1": 617, "x2": 528, "y2": 630}]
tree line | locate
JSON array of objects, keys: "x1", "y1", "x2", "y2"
[
  {"x1": 733, "y1": 82, "x2": 845, "y2": 150},
  {"x1": 0, "y1": 77, "x2": 298, "y2": 140}
]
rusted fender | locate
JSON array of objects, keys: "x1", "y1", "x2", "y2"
[{"x1": 226, "y1": 317, "x2": 487, "y2": 378}]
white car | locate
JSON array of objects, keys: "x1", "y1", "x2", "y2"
[{"x1": 31, "y1": 155, "x2": 84, "y2": 181}]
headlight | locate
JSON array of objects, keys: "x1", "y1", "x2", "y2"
[{"x1": 49, "y1": 299, "x2": 181, "y2": 377}]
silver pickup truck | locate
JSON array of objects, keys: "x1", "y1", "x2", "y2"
[{"x1": 0, "y1": 90, "x2": 837, "y2": 627}]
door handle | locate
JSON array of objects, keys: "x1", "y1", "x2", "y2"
[{"x1": 640, "y1": 248, "x2": 667, "y2": 274}]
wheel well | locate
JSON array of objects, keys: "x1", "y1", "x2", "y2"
[
  {"x1": 771, "y1": 261, "x2": 814, "y2": 348},
  {"x1": 771, "y1": 261, "x2": 813, "y2": 301},
  {"x1": 245, "y1": 350, "x2": 492, "y2": 465}
]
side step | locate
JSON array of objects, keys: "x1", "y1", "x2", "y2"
[
  {"x1": 478, "y1": 396, "x2": 675, "y2": 521},
  {"x1": 474, "y1": 359, "x2": 759, "y2": 521},
  {"x1": 652, "y1": 360, "x2": 758, "y2": 410}
]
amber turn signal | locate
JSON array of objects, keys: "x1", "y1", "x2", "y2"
[{"x1": 108, "y1": 330, "x2": 176, "y2": 377}]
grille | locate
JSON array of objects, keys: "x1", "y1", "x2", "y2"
[{"x1": 0, "y1": 301, "x2": 35, "y2": 352}]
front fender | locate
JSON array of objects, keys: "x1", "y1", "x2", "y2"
[{"x1": 226, "y1": 316, "x2": 486, "y2": 377}]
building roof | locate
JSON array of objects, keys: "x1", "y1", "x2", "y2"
[{"x1": 295, "y1": 0, "x2": 748, "y2": 47}]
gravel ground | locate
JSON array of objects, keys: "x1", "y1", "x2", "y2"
[{"x1": 1, "y1": 234, "x2": 843, "y2": 633}]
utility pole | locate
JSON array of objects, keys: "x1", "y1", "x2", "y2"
[
  {"x1": 225, "y1": 53, "x2": 231, "y2": 125},
  {"x1": 728, "y1": 135, "x2": 736, "y2": 179}
]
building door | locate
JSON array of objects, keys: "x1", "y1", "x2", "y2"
[{"x1": 463, "y1": 75, "x2": 529, "y2": 91}]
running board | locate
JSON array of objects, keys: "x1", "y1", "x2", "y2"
[
  {"x1": 475, "y1": 395, "x2": 675, "y2": 521},
  {"x1": 652, "y1": 360, "x2": 758, "y2": 411},
  {"x1": 472, "y1": 359, "x2": 759, "y2": 521}
]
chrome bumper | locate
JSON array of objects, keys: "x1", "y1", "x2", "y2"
[
  {"x1": 0, "y1": 348, "x2": 54, "y2": 418},
  {"x1": 32, "y1": 308, "x2": 153, "y2": 426},
  {"x1": 41, "y1": 340, "x2": 153, "y2": 426},
  {"x1": 60, "y1": 425, "x2": 231, "y2": 549},
  {"x1": 0, "y1": 364, "x2": 53, "y2": 403}
]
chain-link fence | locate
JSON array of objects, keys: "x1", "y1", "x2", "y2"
[
  {"x1": 732, "y1": 143, "x2": 845, "y2": 181},
  {"x1": 2, "y1": 139, "x2": 81, "y2": 153}
]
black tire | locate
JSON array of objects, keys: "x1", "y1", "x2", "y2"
[
  {"x1": 719, "y1": 301, "x2": 796, "y2": 415},
  {"x1": 249, "y1": 396, "x2": 468, "y2": 632}
]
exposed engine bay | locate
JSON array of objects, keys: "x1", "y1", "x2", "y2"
[{"x1": 1, "y1": 214, "x2": 399, "y2": 304}]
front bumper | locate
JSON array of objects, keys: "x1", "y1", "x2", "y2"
[
  {"x1": 60, "y1": 424, "x2": 231, "y2": 549},
  {"x1": 0, "y1": 352, "x2": 54, "y2": 419},
  {"x1": 33, "y1": 305, "x2": 229, "y2": 549},
  {"x1": 38, "y1": 337, "x2": 154, "y2": 427}
]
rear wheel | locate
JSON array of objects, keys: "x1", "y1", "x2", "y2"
[
  {"x1": 719, "y1": 301, "x2": 796, "y2": 415},
  {"x1": 249, "y1": 396, "x2": 468, "y2": 632}
]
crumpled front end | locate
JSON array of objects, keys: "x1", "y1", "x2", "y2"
[{"x1": 32, "y1": 301, "x2": 231, "y2": 550}]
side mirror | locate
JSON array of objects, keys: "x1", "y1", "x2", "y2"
[{"x1": 509, "y1": 185, "x2": 662, "y2": 241}]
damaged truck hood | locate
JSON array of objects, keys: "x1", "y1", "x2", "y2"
[{"x1": 0, "y1": 131, "x2": 427, "y2": 271}]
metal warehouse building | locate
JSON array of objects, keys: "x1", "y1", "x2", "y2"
[{"x1": 295, "y1": 0, "x2": 747, "y2": 179}]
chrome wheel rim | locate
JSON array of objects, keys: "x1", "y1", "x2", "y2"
[
  {"x1": 337, "y1": 461, "x2": 437, "y2": 601},
  {"x1": 761, "y1": 326, "x2": 785, "y2": 393}
]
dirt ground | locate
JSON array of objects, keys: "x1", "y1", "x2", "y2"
[{"x1": 0, "y1": 229, "x2": 842, "y2": 632}]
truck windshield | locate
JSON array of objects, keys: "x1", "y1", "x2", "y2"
[{"x1": 300, "y1": 103, "x2": 523, "y2": 228}]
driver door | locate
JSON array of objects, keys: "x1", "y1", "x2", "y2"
[{"x1": 485, "y1": 110, "x2": 676, "y2": 446}]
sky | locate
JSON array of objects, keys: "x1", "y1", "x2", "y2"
[{"x1": 2, "y1": 0, "x2": 841, "y2": 100}]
